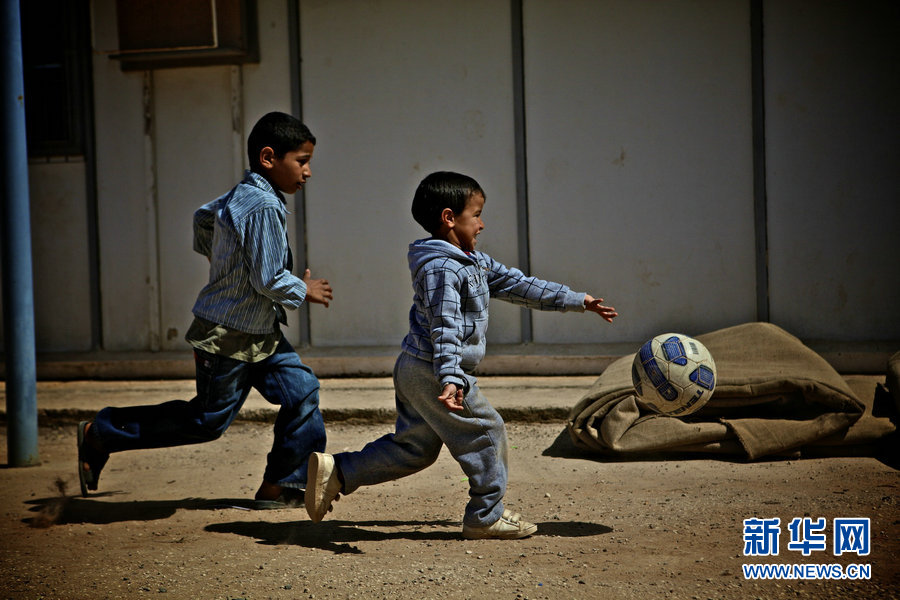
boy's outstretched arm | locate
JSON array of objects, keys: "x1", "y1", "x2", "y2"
[
  {"x1": 584, "y1": 294, "x2": 618, "y2": 323},
  {"x1": 302, "y1": 268, "x2": 333, "y2": 307}
]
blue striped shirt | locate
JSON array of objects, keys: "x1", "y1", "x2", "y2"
[{"x1": 190, "y1": 171, "x2": 307, "y2": 335}]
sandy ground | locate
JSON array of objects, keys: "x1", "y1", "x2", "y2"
[{"x1": 1, "y1": 420, "x2": 898, "y2": 600}]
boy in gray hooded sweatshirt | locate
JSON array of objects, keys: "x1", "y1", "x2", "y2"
[{"x1": 306, "y1": 171, "x2": 618, "y2": 539}]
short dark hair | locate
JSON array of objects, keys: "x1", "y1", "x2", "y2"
[
  {"x1": 247, "y1": 112, "x2": 316, "y2": 173},
  {"x1": 411, "y1": 171, "x2": 485, "y2": 234}
]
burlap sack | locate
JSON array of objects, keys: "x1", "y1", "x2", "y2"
[{"x1": 567, "y1": 322, "x2": 881, "y2": 460}]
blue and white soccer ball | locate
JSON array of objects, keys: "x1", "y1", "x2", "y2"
[{"x1": 631, "y1": 332, "x2": 717, "y2": 416}]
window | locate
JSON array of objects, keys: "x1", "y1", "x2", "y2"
[
  {"x1": 20, "y1": 0, "x2": 90, "y2": 157},
  {"x1": 112, "y1": 0, "x2": 259, "y2": 71}
]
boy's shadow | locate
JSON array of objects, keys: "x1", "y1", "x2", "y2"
[
  {"x1": 24, "y1": 494, "x2": 611, "y2": 554},
  {"x1": 23, "y1": 493, "x2": 297, "y2": 527},
  {"x1": 204, "y1": 519, "x2": 612, "y2": 554}
]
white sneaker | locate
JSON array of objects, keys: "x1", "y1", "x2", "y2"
[
  {"x1": 305, "y1": 452, "x2": 341, "y2": 523},
  {"x1": 462, "y1": 509, "x2": 538, "y2": 540}
]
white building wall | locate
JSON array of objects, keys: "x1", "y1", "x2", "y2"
[
  {"x1": 6, "y1": 0, "x2": 897, "y2": 358},
  {"x1": 764, "y1": 0, "x2": 900, "y2": 342},
  {"x1": 89, "y1": 0, "x2": 151, "y2": 351},
  {"x1": 299, "y1": 0, "x2": 522, "y2": 347},
  {"x1": 28, "y1": 161, "x2": 93, "y2": 351},
  {"x1": 89, "y1": 0, "x2": 300, "y2": 352},
  {"x1": 524, "y1": 0, "x2": 757, "y2": 343}
]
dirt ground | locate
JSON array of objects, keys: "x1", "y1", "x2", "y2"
[{"x1": 1, "y1": 420, "x2": 898, "y2": 600}]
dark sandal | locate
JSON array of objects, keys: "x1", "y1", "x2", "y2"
[
  {"x1": 274, "y1": 487, "x2": 305, "y2": 507},
  {"x1": 255, "y1": 483, "x2": 305, "y2": 508},
  {"x1": 77, "y1": 421, "x2": 109, "y2": 497}
]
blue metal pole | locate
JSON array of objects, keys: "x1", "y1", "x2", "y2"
[{"x1": 1, "y1": 1, "x2": 40, "y2": 467}]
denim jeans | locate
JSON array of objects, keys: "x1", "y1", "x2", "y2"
[
  {"x1": 92, "y1": 337, "x2": 325, "y2": 488},
  {"x1": 336, "y1": 352, "x2": 509, "y2": 527}
]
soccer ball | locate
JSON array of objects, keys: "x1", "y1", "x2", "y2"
[{"x1": 631, "y1": 332, "x2": 717, "y2": 416}]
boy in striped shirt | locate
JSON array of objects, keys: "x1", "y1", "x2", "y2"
[{"x1": 78, "y1": 112, "x2": 333, "y2": 504}]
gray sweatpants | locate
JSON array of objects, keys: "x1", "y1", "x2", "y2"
[{"x1": 335, "y1": 352, "x2": 509, "y2": 527}]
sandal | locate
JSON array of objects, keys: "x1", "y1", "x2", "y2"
[
  {"x1": 274, "y1": 487, "x2": 305, "y2": 507},
  {"x1": 77, "y1": 421, "x2": 109, "y2": 497},
  {"x1": 255, "y1": 481, "x2": 305, "y2": 508}
]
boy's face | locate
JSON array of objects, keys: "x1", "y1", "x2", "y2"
[
  {"x1": 261, "y1": 140, "x2": 315, "y2": 194},
  {"x1": 444, "y1": 192, "x2": 485, "y2": 252}
]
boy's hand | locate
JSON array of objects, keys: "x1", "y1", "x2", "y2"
[
  {"x1": 584, "y1": 294, "x2": 618, "y2": 323},
  {"x1": 438, "y1": 383, "x2": 465, "y2": 411},
  {"x1": 303, "y1": 268, "x2": 333, "y2": 307}
]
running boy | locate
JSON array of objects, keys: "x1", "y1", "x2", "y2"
[
  {"x1": 306, "y1": 171, "x2": 617, "y2": 538},
  {"x1": 78, "y1": 112, "x2": 333, "y2": 503}
]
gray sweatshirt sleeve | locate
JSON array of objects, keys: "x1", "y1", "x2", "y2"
[{"x1": 481, "y1": 254, "x2": 586, "y2": 311}]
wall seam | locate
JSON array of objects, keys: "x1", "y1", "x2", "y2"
[
  {"x1": 142, "y1": 70, "x2": 162, "y2": 351},
  {"x1": 511, "y1": 0, "x2": 533, "y2": 343},
  {"x1": 751, "y1": 0, "x2": 770, "y2": 322},
  {"x1": 289, "y1": 0, "x2": 311, "y2": 347}
]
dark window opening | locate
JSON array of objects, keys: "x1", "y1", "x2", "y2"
[{"x1": 20, "y1": 0, "x2": 90, "y2": 157}]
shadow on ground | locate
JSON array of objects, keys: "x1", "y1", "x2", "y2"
[
  {"x1": 23, "y1": 494, "x2": 298, "y2": 527},
  {"x1": 204, "y1": 518, "x2": 613, "y2": 554},
  {"x1": 22, "y1": 493, "x2": 611, "y2": 554}
]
